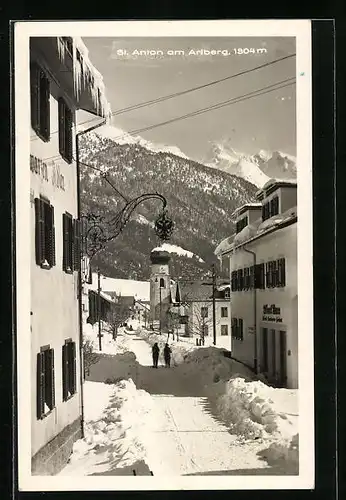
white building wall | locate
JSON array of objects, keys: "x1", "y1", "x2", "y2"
[
  {"x1": 30, "y1": 64, "x2": 82, "y2": 457},
  {"x1": 229, "y1": 223, "x2": 297, "y2": 388}
]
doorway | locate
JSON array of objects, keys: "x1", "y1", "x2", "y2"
[
  {"x1": 279, "y1": 330, "x2": 287, "y2": 387},
  {"x1": 260, "y1": 328, "x2": 268, "y2": 373}
]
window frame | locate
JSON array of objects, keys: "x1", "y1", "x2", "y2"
[
  {"x1": 201, "y1": 306, "x2": 208, "y2": 318},
  {"x1": 221, "y1": 324, "x2": 228, "y2": 336},
  {"x1": 62, "y1": 339, "x2": 77, "y2": 402},
  {"x1": 36, "y1": 345, "x2": 55, "y2": 420},
  {"x1": 30, "y1": 62, "x2": 50, "y2": 142},
  {"x1": 35, "y1": 196, "x2": 56, "y2": 270},
  {"x1": 221, "y1": 306, "x2": 228, "y2": 318},
  {"x1": 58, "y1": 97, "x2": 74, "y2": 164}
]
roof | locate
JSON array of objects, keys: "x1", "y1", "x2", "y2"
[
  {"x1": 178, "y1": 280, "x2": 230, "y2": 302},
  {"x1": 255, "y1": 178, "x2": 297, "y2": 200},
  {"x1": 231, "y1": 203, "x2": 262, "y2": 219},
  {"x1": 90, "y1": 274, "x2": 150, "y2": 302}
]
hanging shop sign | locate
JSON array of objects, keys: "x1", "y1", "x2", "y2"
[
  {"x1": 262, "y1": 304, "x2": 283, "y2": 323},
  {"x1": 30, "y1": 155, "x2": 65, "y2": 191}
]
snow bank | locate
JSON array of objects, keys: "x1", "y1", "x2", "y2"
[
  {"x1": 215, "y1": 377, "x2": 299, "y2": 470},
  {"x1": 59, "y1": 379, "x2": 154, "y2": 476}
]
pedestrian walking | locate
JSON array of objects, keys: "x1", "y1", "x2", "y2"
[
  {"x1": 163, "y1": 343, "x2": 172, "y2": 368},
  {"x1": 152, "y1": 342, "x2": 160, "y2": 368}
]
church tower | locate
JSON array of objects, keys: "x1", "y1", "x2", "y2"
[{"x1": 150, "y1": 249, "x2": 171, "y2": 330}]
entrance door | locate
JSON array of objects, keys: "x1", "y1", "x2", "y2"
[
  {"x1": 261, "y1": 328, "x2": 268, "y2": 373},
  {"x1": 270, "y1": 329, "x2": 277, "y2": 382},
  {"x1": 279, "y1": 330, "x2": 287, "y2": 387}
]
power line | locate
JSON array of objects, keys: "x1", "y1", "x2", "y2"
[
  {"x1": 107, "y1": 77, "x2": 295, "y2": 142},
  {"x1": 31, "y1": 53, "x2": 295, "y2": 142},
  {"x1": 36, "y1": 76, "x2": 295, "y2": 165}
]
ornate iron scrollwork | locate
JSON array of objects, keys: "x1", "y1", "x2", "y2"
[{"x1": 81, "y1": 192, "x2": 174, "y2": 261}]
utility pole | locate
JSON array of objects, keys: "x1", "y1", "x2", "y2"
[
  {"x1": 97, "y1": 268, "x2": 102, "y2": 351},
  {"x1": 212, "y1": 264, "x2": 217, "y2": 346}
]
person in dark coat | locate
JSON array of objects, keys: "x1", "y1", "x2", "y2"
[
  {"x1": 163, "y1": 343, "x2": 172, "y2": 368},
  {"x1": 152, "y1": 342, "x2": 160, "y2": 368}
]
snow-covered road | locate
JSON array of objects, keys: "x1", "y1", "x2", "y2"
[{"x1": 124, "y1": 334, "x2": 273, "y2": 476}]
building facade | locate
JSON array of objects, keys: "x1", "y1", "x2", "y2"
[
  {"x1": 30, "y1": 36, "x2": 109, "y2": 474},
  {"x1": 215, "y1": 180, "x2": 298, "y2": 388}
]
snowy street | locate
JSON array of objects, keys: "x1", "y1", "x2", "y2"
[{"x1": 60, "y1": 325, "x2": 298, "y2": 477}]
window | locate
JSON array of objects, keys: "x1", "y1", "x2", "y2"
[
  {"x1": 30, "y1": 62, "x2": 50, "y2": 141},
  {"x1": 201, "y1": 306, "x2": 208, "y2": 318},
  {"x1": 224, "y1": 289, "x2": 230, "y2": 299},
  {"x1": 63, "y1": 214, "x2": 81, "y2": 273},
  {"x1": 63, "y1": 213, "x2": 73, "y2": 273},
  {"x1": 231, "y1": 318, "x2": 243, "y2": 341},
  {"x1": 35, "y1": 197, "x2": 56, "y2": 269},
  {"x1": 37, "y1": 346, "x2": 55, "y2": 419},
  {"x1": 58, "y1": 98, "x2": 73, "y2": 163},
  {"x1": 278, "y1": 258, "x2": 286, "y2": 287},
  {"x1": 62, "y1": 340, "x2": 77, "y2": 401},
  {"x1": 221, "y1": 325, "x2": 228, "y2": 336},
  {"x1": 262, "y1": 196, "x2": 279, "y2": 221},
  {"x1": 254, "y1": 263, "x2": 265, "y2": 289},
  {"x1": 221, "y1": 307, "x2": 228, "y2": 318},
  {"x1": 203, "y1": 324, "x2": 209, "y2": 337},
  {"x1": 236, "y1": 216, "x2": 248, "y2": 234},
  {"x1": 159, "y1": 278, "x2": 165, "y2": 288}
]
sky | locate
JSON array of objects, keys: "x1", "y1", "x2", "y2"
[{"x1": 83, "y1": 37, "x2": 296, "y2": 162}]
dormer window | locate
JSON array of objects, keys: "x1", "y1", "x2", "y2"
[
  {"x1": 262, "y1": 195, "x2": 279, "y2": 221},
  {"x1": 236, "y1": 216, "x2": 248, "y2": 234}
]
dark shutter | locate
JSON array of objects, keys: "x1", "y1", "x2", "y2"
[
  {"x1": 73, "y1": 219, "x2": 81, "y2": 271},
  {"x1": 239, "y1": 319, "x2": 243, "y2": 340},
  {"x1": 63, "y1": 214, "x2": 73, "y2": 272},
  {"x1": 62, "y1": 345, "x2": 68, "y2": 401},
  {"x1": 58, "y1": 99, "x2": 65, "y2": 157},
  {"x1": 30, "y1": 63, "x2": 39, "y2": 131},
  {"x1": 48, "y1": 349, "x2": 55, "y2": 409},
  {"x1": 66, "y1": 107, "x2": 73, "y2": 163},
  {"x1": 46, "y1": 205, "x2": 55, "y2": 267},
  {"x1": 71, "y1": 342, "x2": 77, "y2": 394},
  {"x1": 36, "y1": 352, "x2": 45, "y2": 419},
  {"x1": 40, "y1": 72, "x2": 50, "y2": 140},
  {"x1": 34, "y1": 198, "x2": 44, "y2": 265}
]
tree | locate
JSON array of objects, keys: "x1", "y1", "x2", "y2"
[
  {"x1": 185, "y1": 300, "x2": 220, "y2": 344},
  {"x1": 166, "y1": 309, "x2": 181, "y2": 342},
  {"x1": 105, "y1": 300, "x2": 132, "y2": 339},
  {"x1": 82, "y1": 338, "x2": 99, "y2": 378}
]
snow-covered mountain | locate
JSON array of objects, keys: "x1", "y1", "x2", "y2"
[{"x1": 204, "y1": 139, "x2": 297, "y2": 188}]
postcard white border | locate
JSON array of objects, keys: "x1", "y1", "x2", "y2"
[{"x1": 15, "y1": 19, "x2": 314, "y2": 491}]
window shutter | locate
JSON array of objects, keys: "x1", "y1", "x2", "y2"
[
  {"x1": 40, "y1": 73, "x2": 50, "y2": 140},
  {"x1": 47, "y1": 205, "x2": 55, "y2": 267},
  {"x1": 34, "y1": 198, "x2": 44, "y2": 265},
  {"x1": 73, "y1": 219, "x2": 81, "y2": 271},
  {"x1": 48, "y1": 349, "x2": 55, "y2": 409},
  {"x1": 66, "y1": 108, "x2": 73, "y2": 163},
  {"x1": 71, "y1": 342, "x2": 77, "y2": 394},
  {"x1": 36, "y1": 352, "x2": 45, "y2": 419},
  {"x1": 62, "y1": 214, "x2": 69, "y2": 271},
  {"x1": 62, "y1": 345, "x2": 68, "y2": 401},
  {"x1": 30, "y1": 63, "x2": 39, "y2": 131},
  {"x1": 58, "y1": 99, "x2": 65, "y2": 157}
]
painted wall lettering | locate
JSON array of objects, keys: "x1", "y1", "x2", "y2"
[
  {"x1": 30, "y1": 155, "x2": 48, "y2": 182},
  {"x1": 263, "y1": 304, "x2": 281, "y2": 315},
  {"x1": 30, "y1": 155, "x2": 66, "y2": 191}
]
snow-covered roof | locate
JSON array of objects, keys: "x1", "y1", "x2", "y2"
[
  {"x1": 231, "y1": 202, "x2": 263, "y2": 219},
  {"x1": 255, "y1": 178, "x2": 297, "y2": 199},
  {"x1": 89, "y1": 274, "x2": 150, "y2": 302},
  {"x1": 57, "y1": 37, "x2": 111, "y2": 119},
  {"x1": 215, "y1": 206, "x2": 297, "y2": 256}
]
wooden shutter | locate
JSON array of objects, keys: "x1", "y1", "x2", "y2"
[
  {"x1": 71, "y1": 342, "x2": 77, "y2": 394},
  {"x1": 34, "y1": 198, "x2": 45, "y2": 266},
  {"x1": 30, "y1": 63, "x2": 39, "y2": 131},
  {"x1": 62, "y1": 345, "x2": 68, "y2": 401},
  {"x1": 66, "y1": 107, "x2": 73, "y2": 163},
  {"x1": 46, "y1": 204, "x2": 55, "y2": 267},
  {"x1": 36, "y1": 352, "x2": 45, "y2": 419},
  {"x1": 58, "y1": 98, "x2": 65, "y2": 157},
  {"x1": 47, "y1": 349, "x2": 55, "y2": 409},
  {"x1": 63, "y1": 214, "x2": 72, "y2": 272},
  {"x1": 40, "y1": 72, "x2": 50, "y2": 140},
  {"x1": 73, "y1": 219, "x2": 81, "y2": 271}
]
